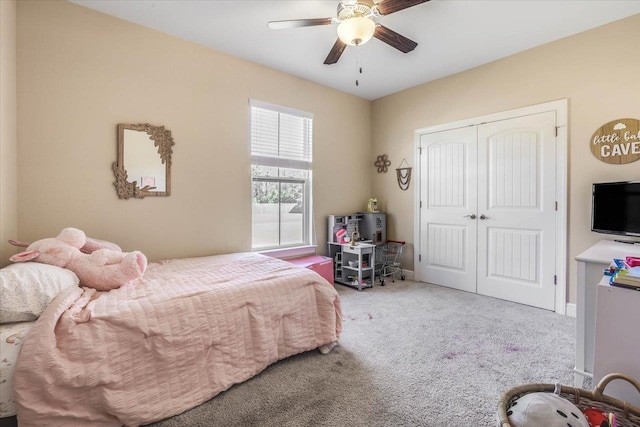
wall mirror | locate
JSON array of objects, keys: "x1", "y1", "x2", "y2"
[{"x1": 112, "y1": 123, "x2": 174, "y2": 199}]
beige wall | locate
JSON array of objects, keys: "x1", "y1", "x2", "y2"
[
  {"x1": 0, "y1": 0, "x2": 18, "y2": 267},
  {"x1": 11, "y1": 1, "x2": 640, "y2": 305},
  {"x1": 371, "y1": 14, "x2": 640, "y2": 304},
  {"x1": 16, "y1": 0, "x2": 371, "y2": 261}
]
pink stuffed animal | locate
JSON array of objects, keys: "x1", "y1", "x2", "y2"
[
  {"x1": 9, "y1": 235, "x2": 122, "y2": 254},
  {"x1": 9, "y1": 228, "x2": 147, "y2": 292}
]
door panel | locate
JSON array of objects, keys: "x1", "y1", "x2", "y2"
[
  {"x1": 476, "y1": 111, "x2": 556, "y2": 310},
  {"x1": 488, "y1": 131, "x2": 539, "y2": 208},
  {"x1": 427, "y1": 224, "x2": 467, "y2": 270},
  {"x1": 486, "y1": 227, "x2": 539, "y2": 282},
  {"x1": 420, "y1": 127, "x2": 477, "y2": 293}
]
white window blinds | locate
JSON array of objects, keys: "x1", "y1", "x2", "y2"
[{"x1": 250, "y1": 100, "x2": 313, "y2": 170}]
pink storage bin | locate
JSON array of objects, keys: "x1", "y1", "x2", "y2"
[{"x1": 287, "y1": 255, "x2": 334, "y2": 285}]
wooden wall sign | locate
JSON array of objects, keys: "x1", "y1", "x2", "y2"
[{"x1": 590, "y1": 118, "x2": 640, "y2": 164}]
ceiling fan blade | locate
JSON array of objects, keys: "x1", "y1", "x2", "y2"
[
  {"x1": 373, "y1": 25, "x2": 418, "y2": 53},
  {"x1": 376, "y1": 0, "x2": 430, "y2": 16},
  {"x1": 267, "y1": 18, "x2": 334, "y2": 30},
  {"x1": 323, "y1": 38, "x2": 347, "y2": 65}
]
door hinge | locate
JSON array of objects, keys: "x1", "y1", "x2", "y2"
[
  {"x1": 555, "y1": 201, "x2": 558, "y2": 211},
  {"x1": 555, "y1": 127, "x2": 558, "y2": 137},
  {"x1": 554, "y1": 275, "x2": 557, "y2": 285},
  {"x1": 420, "y1": 201, "x2": 422, "y2": 208},
  {"x1": 419, "y1": 254, "x2": 422, "y2": 262},
  {"x1": 419, "y1": 147, "x2": 423, "y2": 155}
]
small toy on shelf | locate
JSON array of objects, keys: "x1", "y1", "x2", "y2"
[{"x1": 367, "y1": 198, "x2": 378, "y2": 212}]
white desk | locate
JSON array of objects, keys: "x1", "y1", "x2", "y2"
[
  {"x1": 575, "y1": 240, "x2": 640, "y2": 386},
  {"x1": 593, "y1": 276, "x2": 640, "y2": 406},
  {"x1": 327, "y1": 242, "x2": 376, "y2": 291}
]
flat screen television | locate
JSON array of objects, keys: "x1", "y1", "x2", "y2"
[{"x1": 592, "y1": 181, "x2": 640, "y2": 237}]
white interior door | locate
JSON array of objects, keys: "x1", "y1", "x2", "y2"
[
  {"x1": 419, "y1": 127, "x2": 477, "y2": 293},
  {"x1": 476, "y1": 112, "x2": 557, "y2": 310},
  {"x1": 418, "y1": 111, "x2": 557, "y2": 310}
]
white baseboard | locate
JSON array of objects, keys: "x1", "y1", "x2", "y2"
[
  {"x1": 408, "y1": 272, "x2": 575, "y2": 318},
  {"x1": 403, "y1": 269, "x2": 414, "y2": 281},
  {"x1": 385, "y1": 269, "x2": 415, "y2": 281}
]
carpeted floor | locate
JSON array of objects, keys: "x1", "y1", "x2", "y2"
[{"x1": 148, "y1": 280, "x2": 576, "y2": 426}]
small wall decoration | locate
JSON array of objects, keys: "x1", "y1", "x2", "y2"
[
  {"x1": 396, "y1": 158, "x2": 412, "y2": 191},
  {"x1": 590, "y1": 118, "x2": 640, "y2": 164},
  {"x1": 374, "y1": 154, "x2": 391, "y2": 173},
  {"x1": 113, "y1": 123, "x2": 174, "y2": 199}
]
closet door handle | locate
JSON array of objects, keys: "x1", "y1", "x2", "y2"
[
  {"x1": 479, "y1": 214, "x2": 489, "y2": 220},
  {"x1": 463, "y1": 214, "x2": 476, "y2": 219}
]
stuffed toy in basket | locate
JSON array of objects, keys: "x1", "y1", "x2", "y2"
[{"x1": 497, "y1": 373, "x2": 640, "y2": 427}]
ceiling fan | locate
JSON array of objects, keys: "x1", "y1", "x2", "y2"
[{"x1": 267, "y1": 0, "x2": 429, "y2": 65}]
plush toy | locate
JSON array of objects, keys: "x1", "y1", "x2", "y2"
[
  {"x1": 9, "y1": 235, "x2": 122, "y2": 254},
  {"x1": 507, "y1": 392, "x2": 589, "y2": 427},
  {"x1": 9, "y1": 228, "x2": 147, "y2": 292}
]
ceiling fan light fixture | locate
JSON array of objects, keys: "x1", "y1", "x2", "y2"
[{"x1": 337, "y1": 16, "x2": 375, "y2": 46}]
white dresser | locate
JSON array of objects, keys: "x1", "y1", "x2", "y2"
[
  {"x1": 593, "y1": 276, "x2": 640, "y2": 406},
  {"x1": 575, "y1": 240, "x2": 640, "y2": 386}
]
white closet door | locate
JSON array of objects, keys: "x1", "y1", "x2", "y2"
[
  {"x1": 419, "y1": 127, "x2": 477, "y2": 293},
  {"x1": 476, "y1": 111, "x2": 557, "y2": 310}
]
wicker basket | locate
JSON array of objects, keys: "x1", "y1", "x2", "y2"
[{"x1": 497, "y1": 373, "x2": 640, "y2": 427}]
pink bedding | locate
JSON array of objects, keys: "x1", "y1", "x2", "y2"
[{"x1": 14, "y1": 253, "x2": 342, "y2": 427}]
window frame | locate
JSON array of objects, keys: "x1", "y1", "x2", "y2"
[{"x1": 249, "y1": 99, "x2": 314, "y2": 253}]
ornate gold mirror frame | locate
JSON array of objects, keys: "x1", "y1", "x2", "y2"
[{"x1": 112, "y1": 123, "x2": 175, "y2": 199}]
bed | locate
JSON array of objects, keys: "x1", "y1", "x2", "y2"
[
  {"x1": 1, "y1": 262, "x2": 81, "y2": 421},
  {"x1": 0, "y1": 321, "x2": 35, "y2": 418},
  {"x1": 12, "y1": 252, "x2": 342, "y2": 427}
]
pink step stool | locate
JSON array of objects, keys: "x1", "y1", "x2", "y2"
[{"x1": 287, "y1": 255, "x2": 334, "y2": 285}]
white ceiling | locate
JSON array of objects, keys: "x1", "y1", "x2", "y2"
[{"x1": 71, "y1": 1, "x2": 640, "y2": 100}]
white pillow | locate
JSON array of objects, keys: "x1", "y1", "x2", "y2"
[{"x1": 0, "y1": 263, "x2": 79, "y2": 323}]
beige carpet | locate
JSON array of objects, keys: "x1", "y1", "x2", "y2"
[{"x1": 148, "y1": 280, "x2": 576, "y2": 426}]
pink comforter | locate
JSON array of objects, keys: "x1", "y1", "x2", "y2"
[{"x1": 15, "y1": 253, "x2": 342, "y2": 427}]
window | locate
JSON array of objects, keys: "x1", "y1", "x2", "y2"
[{"x1": 250, "y1": 100, "x2": 313, "y2": 251}]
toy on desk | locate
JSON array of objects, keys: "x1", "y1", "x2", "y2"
[
  {"x1": 608, "y1": 258, "x2": 640, "y2": 290},
  {"x1": 626, "y1": 256, "x2": 640, "y2": 267},
  {"x1": 604, "y1": 258, "x2": 629, "y2": 276},
  {"x1": 604, "y1": 259, "x2": 623, "y2": 276},
  {"x1": 335, "y1": 228, "x2": 347, "y2": 244},
  {"x1": 603, "y1": 258, "x2": 640, "y2": 276},
  {"x1": 614, "y1": 258, "x2": 627, "y2": 269}
]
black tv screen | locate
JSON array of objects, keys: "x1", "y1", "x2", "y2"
[{"x1": 592, "y1": 181, "x2": 640, "y2": 237}]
